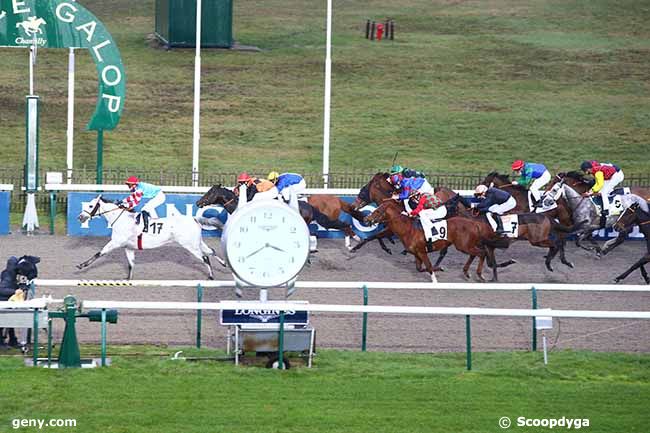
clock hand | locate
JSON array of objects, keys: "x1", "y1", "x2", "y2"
[
  {"x1": 267, "y1": 244, "x2": 286, "y2": 253},
  {"x1": 245, "y1": 245, "x2": 266, "y2": 259}
]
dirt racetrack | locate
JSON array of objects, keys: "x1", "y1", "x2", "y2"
[{"x1": 1, "y1": 233, "x2": 649, "y2": 353}]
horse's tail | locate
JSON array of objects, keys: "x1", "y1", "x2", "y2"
[
  {"x1": 311, "y1": 204, "x2": 352, "y2": 232},
  {"x1": 194, "y1": 216, "x2": 224, "y2": 229},
  {"x1": 339, "y1": 199, "x2": 366, "y2": 222}
]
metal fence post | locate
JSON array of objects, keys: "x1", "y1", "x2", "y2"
[
  {"x1": 32, "y1": 308, "x2": 39, "y2": 367},
  {"x1": 196, "y1": 284, "x2": 203, "y2": 349},
  {"x1": 101, "y1": 309, "x2": 107, "y2": 367},
  {"x1": 49, "y1": 191, "x2": 57, "y2": 234},
  {"x1": 532, "y1": 286, "x2": 538, "y2": 352},
  {"x1": 278, "y1": 311, "x2": 285, "y2": 369},
  {"x1": 465, "y1": 315, "x2": 472, "y2": 371},
  {"x1": 362, "y1": 284, "x2": 368, "y2": 351}
]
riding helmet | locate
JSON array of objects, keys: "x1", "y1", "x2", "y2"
[
  {"x1": 580, "y1": 161, "x2": 593, "y2": 172},
  {"x1": 237, "y1": 172, "x2": 251, "y2": 183},
  {"x1": 125, "y1": 176, "x2": 139, "y2": 185},
  {"x1": 268, "y1": 171, "x2": 280, "y2": 182},
  {"x1": 511, "y1": 160, "x2": 524, "y2": 171},
  {"x1": 390, "y1": 164, "x2": 403, "y2": 174},
  {"x1": 474, "y1": 184, "x2": 488, "y2": 195}
]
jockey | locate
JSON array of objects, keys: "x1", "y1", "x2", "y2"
[
  {"x1": 474, "y1": 184, "x2": 516, "y2": 235},
  {"x1": 408, "y1": 191, "x2": 446, "y2": 241},
  {"x1": 580, "y1": 160, "x2": 625, "y2": 215},
  {"x1": 235, "y1": 172, "x2": 278, "y2": 202},
  {"x1": 391, "y1": 174, "x2": 434, "y2": 201},
  {"x1": 121, "y1": 176, "x2": 165, "y2": 233},
  {"x1": 268, "y1": 171, "x2": 307, "y2": 202},
  {"x1": 390, "y1": 164, "x2": 426, "y2": 179},
  {"x1": 511, "y1": 160, "x2": 551, "y2": 207}
]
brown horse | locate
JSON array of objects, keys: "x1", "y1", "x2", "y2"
[
  {"x1": 483, "y1": 172, "x2": 574, "y2": 234},
  {"x1": 365, "y1": 200, "x2": 499, "y2": 281},
  {"x1": 445, "y1": 198, "x2": 581, "y2": 275},
  {"x1": 196, "y1": 185, "x2": 361, "y2": 248},
  {"x1": 351, "y1": 172, "x2": 467, "y2": 269}
]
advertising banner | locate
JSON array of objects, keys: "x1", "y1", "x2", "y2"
[
  {"x1": 66, "y1": 192, "x2": 384, "y2": 238},
  {"x1": 0, "y1": 191, "x2": 10, "y2": 234}
]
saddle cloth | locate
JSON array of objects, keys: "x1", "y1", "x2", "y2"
[
  {"x1": 486, "y1": 214, "x2": 519, "y2": 238},
  {"x1": 590, "y1": 194, "x2": 626, "y2": 216}
]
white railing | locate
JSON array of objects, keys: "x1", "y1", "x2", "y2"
[
  {"x1": 3, "y1": 298, "x2": 649, "y2": 320},
  {"x1": 44, "y1": 183, "x2": 475, "y2": 197},
  {"x1": 0, "y1": 184, "x2": 13, "y2": 191},
  {"x1": 33, "y1": 279, "x2": 650, "y2": 292}
]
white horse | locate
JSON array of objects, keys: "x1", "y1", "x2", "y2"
[{"x1": 76, "y1": 195, "x2": 225, "y2": 279}]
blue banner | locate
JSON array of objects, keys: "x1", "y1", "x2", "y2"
[
  {"x1": 66, "y1": 192, "x2": 383, "y2": 238},
  {"x1": 0, "y1": 191, "x2": 10, "y2": 235}
]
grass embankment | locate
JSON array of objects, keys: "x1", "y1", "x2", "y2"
[
  {"x1": 0, "y1": 347, "x2": 649, "y2": 432},
  {"x1": 0, "y1": 0, "x2": 649, "y2": 176}
]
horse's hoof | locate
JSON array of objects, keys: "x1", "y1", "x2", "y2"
[
  {"x1": 208, "y1": 276, "x2": 214, "y2": 280},
  {"x1": 432, "y1": 267, "x2": 445, "y2": 273},
  {"x1": 614, "y1": 278, "x2": 622, "y2": 284},
  {"x1": 384, "y1": 249, "x2": 392, "y2": 255},
  {"x1": 565, "y1": 262, "x2": 574, "y2": 269},
  {"x1": 76, "y1": 264, "x2": 83, "y2": 270},
  {"x1": 400, "y1": 250, "x2": 408, "y2": 256},
  {"x1": 546, "y1": 265, "x2": 554, "y2": 272},
  {"x1": 462, "y1": 272, "x2": 470, "y2": 281}
]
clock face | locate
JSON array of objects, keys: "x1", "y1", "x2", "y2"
[{"x1": 223, "y1": 200, "x2": 310, "y2": 287}]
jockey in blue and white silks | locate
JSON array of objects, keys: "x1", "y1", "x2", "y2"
[
  {"x1": 268, "y1": 171, "x2": 307, "y2": 202},
  {"x1": 389, "y1": 174, "x2": 434, "y2": 212}
]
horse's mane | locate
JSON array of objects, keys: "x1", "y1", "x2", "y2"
[
  {"x1": 564, "y1": 171, "x2": 589, "y2": 182},
  {"x1": 487, "y1": 171, "x2": 510, "y2": 182}
]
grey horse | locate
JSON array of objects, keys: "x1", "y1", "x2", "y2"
[{"x1": 551, "y1": 182, "x2": 647, "y2": 257}]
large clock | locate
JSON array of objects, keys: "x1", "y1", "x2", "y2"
[{"x1": 222, "y1": 199, "x2": 310, "y2": 288}]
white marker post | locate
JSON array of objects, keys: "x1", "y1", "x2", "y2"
[
  {"x1": 191, "y1": 0, "x2": 202, "y2": 187},
  {"x1": 322, "y1": 0, "x2": 332, "y2": 188}
]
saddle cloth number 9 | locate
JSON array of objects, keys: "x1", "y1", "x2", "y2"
[{"x1": 429, "y1": 220, "x2": 448, "y2": 241}]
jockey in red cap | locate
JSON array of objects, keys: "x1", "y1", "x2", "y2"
[
  {"x1": 510, "y1": 160, "x2": 551, "y2": 209},
  {"x1": 121, "y1": 176, "x2": 165, "y2": 233}
]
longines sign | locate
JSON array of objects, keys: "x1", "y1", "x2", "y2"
[{"x1": 0, "y1": 0, "x2": 126, "y2": 130}]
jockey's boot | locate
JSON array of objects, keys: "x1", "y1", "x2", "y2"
[
  {"x1": 426, "y1": 239, "x2": 434, "y2": 253},
  {"x1": 141, "y1": 211, "x2": 150, "y2": 233},
  {"x1": 494, "y1": 215, "x2": 507, "y2": 236},
  {"x1": 600, "y1": 209, "x2": 608, "y2": 228}
]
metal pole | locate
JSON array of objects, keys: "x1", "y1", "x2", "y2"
[
  {"x1": 465, "y1": 315, "x2": 472, "y2": 371},
  {"x1": 532, "y1": 286, "x2": 538, "y2": 351},
  {"x1": 66, "y1": 48, "x2": 75, "y2": 184},
  {"x1": 361, "y1": 284, "x2": 368, "y2": 351},
  {"x1": 278, "y1": 311, "x2": 285, "y2": 369},
  {"x1": 32, "y1": 308, "x2": 39, "y2": 367},
  {"x1": 96, "y1": 130, "x2": 104, "y2": 185},
  {"x1": 542, "y1": 332, "x2": 548, "y2": 365},
  {"x1": 49, "y1": 192, "x2": 56, "y2": 235},
  {"x1": 322, "y1": 0, "x2": 332, "y2": 188},
  {"x1": 47, "y1": 318, "x2": 52, "y2": 368},
  {"x1": 196, "y1": 283, "x2": 203, "y2": 348},
  {"x1": 101, "y1": 309, "x2": 107, "y2": 367},
  {"x1": 191, "y1": 0, "x2": 203, "y2": 187}
]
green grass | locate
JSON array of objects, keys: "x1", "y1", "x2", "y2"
[
  {"x1": 0, "y1": 348, "x2": 648, "y2": 432},
  {"x1": 1, "y1": 0, "x2": 649, "y2": 177}
]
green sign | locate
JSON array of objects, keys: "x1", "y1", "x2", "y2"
[{"x1": 0, "y1": 0, "x2": 126, "y2": 130}]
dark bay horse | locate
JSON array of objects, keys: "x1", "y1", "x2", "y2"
[
  {"x1": 196, "y1": 185, "x2": 361, "y2": 249},
  {"x1": 611, "y1": 203, "x2": 650, "y2": 284},
  {"x1": 365, "y1": 200, "x2": 500, "y2": 282}
]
